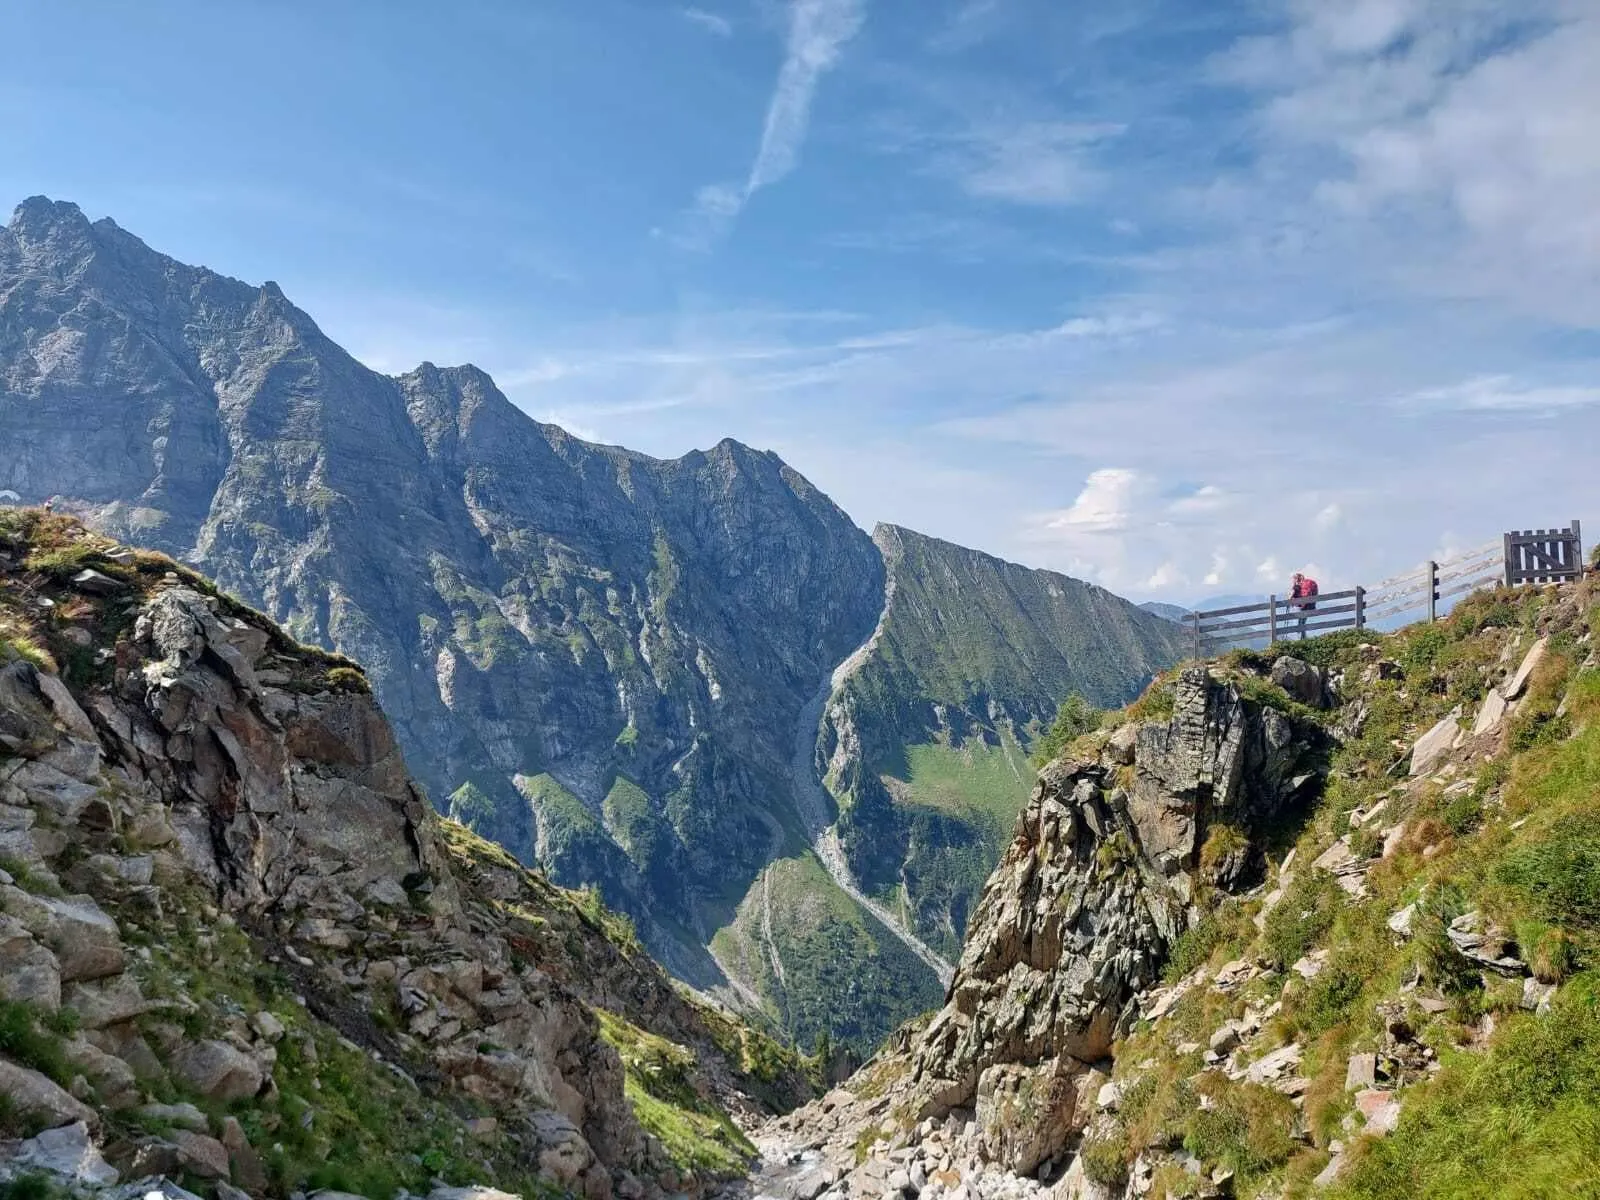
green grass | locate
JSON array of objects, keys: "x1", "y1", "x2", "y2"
[
  {"x1": 0, "y1": 999, "x2": 71, "y2": 1084},
  {"x1": 710, "y1": 854, "x2": 943, "y2": 1054},
  {"x1": 597, "y1": 1011, "x2": 756, "y2": 1177},
  {"x1": 1328, "y1": 975, "x2": 1600, "y2": 1200}
]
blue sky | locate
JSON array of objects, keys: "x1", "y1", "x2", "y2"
[{"x1": 4, "y1": 0, "x2": 1598, "y2": 604}]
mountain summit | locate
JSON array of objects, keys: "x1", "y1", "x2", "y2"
[{"x1": 0, "y1": 198, "x2": 1185, "y2": 1046}]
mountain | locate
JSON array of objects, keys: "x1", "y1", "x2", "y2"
[
  {"x1": 816, "y1": 526, "x2": 1185, "y2": 961},
  {"x1": 0, "y1": 197, "x2": 1185, "y2": 1049},
  {"x1": 0, "y1": 511, "x2": 809, "y2": 1199},
  {"x1": 758, "y1": 579, "x2": 1600, "y2": 1199},
  {"x1": 1138, "y1": 600, "x2": 1190, "y2": 623}
]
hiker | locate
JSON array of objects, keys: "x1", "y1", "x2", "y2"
[
  {"x1": 1290, "y1": 571, "x2": 1319, "y2": 639},
  {"x1": 41, "y1": 496, "x2": 54, "y2": 514}
]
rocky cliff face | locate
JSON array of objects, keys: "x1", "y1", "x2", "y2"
[
  {"x1": 0, "y1": 513, "x2": 809, "y2": 1200},
  {"x1": 0, "y1": 197, "x2": 885, "y2": 997},
  {"x1": 0, "y1": 197, "x2": 1185, "y2": 1052},
  {"x1": 761, "y1": 662, "x2": 1328, "y2": 1190},
  {"x1": 762, "y1": 580, "x2": 1600, "y2": 1200}
]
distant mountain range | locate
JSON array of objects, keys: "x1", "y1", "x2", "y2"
[{"x1": 0, "y1": 196, "x2": 1186, "y2": 1049}]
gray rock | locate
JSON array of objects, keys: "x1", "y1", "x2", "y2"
[
  {"x1": 2, "y1": 888, "x2": 124, "y2": 982},
  {"x1": 1501, "y1": 639, "x2": 1548, "y2": 701},
  {"x1": 1345, "y1": 1053, "x2": 1377, "y2": 1091},
  {"x1": 137, "y1": 1101, "x2": 210, "y2": 1131},
  {"x1": 0, "y1": 1056, "x2": 99, "y2": 1129},
  {"x1": 70, "y1": 568, "x2": 125, "y2": 596},
  {"x1": 0, "y1": 913, "x2": 62, "y2": 1010},
  {"x1": 172, "y1": 1039, "x2": 264, "y2": 1102},
  {"x1": 10, "y1": 1120, "x2": 118, "y2": 1184},
  {"x1": 1270, "y1": 656, "x2": 1326, "y2": 708},
  {"x1": 170, "y1": 1130, "x2": 232, "y2": 1178},
  {"x1": 1410, "y1": 710, "x2": 1464, "y2": 777}
]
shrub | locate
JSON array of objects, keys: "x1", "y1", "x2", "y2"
[
  {"x1": 1032, "y1": 694, "x2": 1102, "y2": 767},
  {"x1": 1184, "y1": 1076, "x2": 1299, "y2": 1180},
  {"x1": 1078, "y1": 1131, "x2": 1129, "y2": 1185},
  {"x1": 1262, "y1": 870, "x2": 1344, "y2": 969},
  {"x1": 0, "y1": 1000, "x2": 69, "y2": 1082},
  {"x1": 1165, "y1": 916, "x2": 1224, "y2": 983}
]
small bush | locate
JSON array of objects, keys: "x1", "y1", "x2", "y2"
[
  {"x1": 0, "y1": 1000, "x2": 69, "y2": 1082},
  {"x1": 1184, "y1": 1076, "x2": 1299, "y2": 1180},
  {"x1": 1078, "y1": 1130, "x2": 1129, "y2": 1185},
  {"x1": 1165, "y1": 916, "x2": 1224, "y2": 983},
  {"x1": 1262, "y1": 870, "x2": 1345, "y2": 969},
  {"x1": 324, "y1": 665, "x2": 370, "y2": 694},
  {"x1": 1032, "y1": 694, "x2": 1102, "y2": 767}
]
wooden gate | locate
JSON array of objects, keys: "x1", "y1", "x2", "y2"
[{"x1": 1504, "y1": 522, "x2": 1584, "y2": 585}]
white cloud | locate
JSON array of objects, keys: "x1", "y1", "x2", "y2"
[
  {"x1": 748, "y1": 0, "x2": 864, "y2": 193},
  {"x1": 1038, "y1": 468, "x2": 1149, "y2": 535},
  {"x1": 957, "y1": 121, "x2": 1121, "y2": 207},
  {"x1": 1313, "y1": 503, "x2": 1343, "y2": 532},
  {"x1": 1400, "y1": 375, "x2": 1600, "y2": 413},
  {"x1": 1217, "y1": 1, "x2": 1600, "y2": 325},
  {"x1": 682, "y1": 0, "x2": 864, "y2": 245},
  {"x1": 1255, "y1": 556, "x2": 1281, "y2": 582},
  {"x1": 681, "y1": 7, "x2": 733, "y2": 37}
]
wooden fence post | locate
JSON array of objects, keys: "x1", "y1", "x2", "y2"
[
  {"x1": 1355, "y1": 586, "x2": 1366, "y2": 631},
  {"x1": 1191, "y1": 611, "x2": 1201, "y2": 662},
  {"x1": 1503, "y1": 532, "x2": 1515, "y2": 588},
  {"x1": 1267, "y1": 594, "x2": 1277, "y2": 646},
  {"x1": 1574, "y1": 519, "x2": 1584, "y2": 577},
  {"x1": 1427, "y1": 561, "x2": 1438, "y2": 623}
]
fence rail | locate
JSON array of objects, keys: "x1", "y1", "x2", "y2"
[{"x1": 1185, "y1": 522, "x2": 1582, "y2": 658}]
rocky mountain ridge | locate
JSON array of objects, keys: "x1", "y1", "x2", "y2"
[
  {"x1": 757, "y1": 576, "x2": 1600, "y2": 1199},
  {"x1": 0, "y1": 196, "x2": 1184, "y2": 1050},
  {"x1": 0, "y1": 511, "x2": 809, "y2": 1200}
]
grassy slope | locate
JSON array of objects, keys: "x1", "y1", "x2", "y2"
[
  {"x1": 1077, "y1": 581, "x2": 1600, "y2": 1199},
  {"x1": 709, "y1": 854, "x2": 945, "y2": 1057},
  {"x1": 877, "y1": 729, "x2": 1036, "y2": 959}
]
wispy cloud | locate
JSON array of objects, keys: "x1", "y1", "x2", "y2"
[
  {"x1": 681, "y1": 0, "x2": 865, "y2": 246},
  {"x1": 955, "y1": 121, "x2": 1122, "y2": 206},
  {"x1": 681, "y1": 7, "x2": 733, "y2": 37},
  {"x1": 1399, "y1": 375, "x2": 1600, "y2": 413}
]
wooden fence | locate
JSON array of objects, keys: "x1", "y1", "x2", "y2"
[
  {"x1": 1505, "y1": 522, "x2": 1584, "y2": 585},
  {"x1": 1186, "y1": 526, "x2": 1575, "y2": 658}
]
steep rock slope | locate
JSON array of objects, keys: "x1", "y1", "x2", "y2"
[
  {"x1": 762, "y1": 578, "x2": 1600, "y2": 1200},
  {"x1": 0, "y1": 197, "x2": 886, "y2": 996},
  {"x1": 817, "y1": 526, "x2": 1187, "y2": 960},
  {"x1": 0, "y1": 512, "x2": 811, "y2": 1199},
  {"x1": 0, "y1": 197, "x2": 1187, "y2": 1053}
]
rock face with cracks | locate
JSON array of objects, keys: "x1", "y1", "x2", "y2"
[
  {"x1": 0, "y1": 523, "x2": 806, "y2": 1200},
  {"x1": 771, "y1": 666, "x2": 1327, "y2": 1182}
]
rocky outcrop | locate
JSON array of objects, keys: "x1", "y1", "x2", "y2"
[
  {"x1": 0, "y1": 521, "x2": 807, "y2": 1199},
  {"x1": 763, "y1": 665, "x2": 1327, "y2": 1185}
]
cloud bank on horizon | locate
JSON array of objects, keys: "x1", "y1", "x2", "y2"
[{"x1": 2, "y1": 0, "x2": 1597, "y2": 605}]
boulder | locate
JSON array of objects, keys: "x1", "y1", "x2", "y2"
[
  {"x1": 1344, "y1": 1053, "x2": 1377, "y2": 1091},
  {"x1": 0, "y1": 1056, "x2": 99, "y2": 1129},
  {"x1": 1270, "y1": 657, "x2": 1326, "y2": 708},
  {"x1": 1355, "y1": 1089, "x2": 1401, "y2": 1135},
  {"x1": 1501, "y1": 639, "x2": 1547, "y2": 701},
  {"x1": 975, "y1": 1056, "x2": 1084, "y2": 1176},
  {"x1": 70, "y1": 568, "x2": 125, "y2": 596},
  {"x1": 3, "y1": 889, "x2": 124, "y2": 982},
  {"x1": 1105, "y1": 725, "x2": 1139, "y2": 766},
  {"x1": 0, "y1": 914, "x2": 62, "y2": 1010},
  {"x1": 170, "y1": 1130, "x2": 232, "y2": 1178},
  {"x1": 10, "y1": 1120, "x2": 118, "y2": 1184},
  {"x1": 1471, "y1": 689, "x2": 1511, "y2": 738},
  {"x1": 172, "y1": 1039, "x2": 265, "y2": 1102},
  {"x1": 1410, "y1": 710, "x2": 1463, "y2": 777}
]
